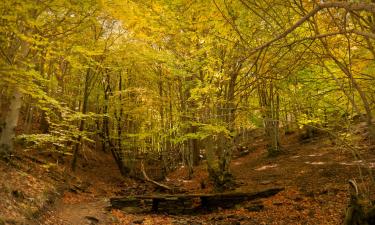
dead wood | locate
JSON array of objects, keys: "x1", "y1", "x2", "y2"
[
  {"x1": 140, "y1": 160, "x2": 172, "y2": 191},
  {"x1": 110, "y1": 187, "x2": 284, "y2": 213}
]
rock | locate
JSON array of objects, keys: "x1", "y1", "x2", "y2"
[
  {"x1": 172, "y1": 219, "x2": 188, "y2": 225},
  {"x1": 132, "y1": 217, "x2": 144, "y2": 224},
  {"x1": 238, "y1": 149, "x2": 250, "y2": 157},
  {"x1": 84, "y1": 216, "x2": 99, "y2": 225},
  {"x1": 11, "y1": 190, "x2": 24, "y2": 199},
  {"x1": 109, "y1": 215, "x2": 119, "y2": 223},
  {"x1": 260, "y1": 180, "x2": 273, "y2": 185},
  {"x1": 272, "y1": 201, "x2": 283, "y2": 206}
]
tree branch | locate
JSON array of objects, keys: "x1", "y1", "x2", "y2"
[
  {"x1": 141, "y1": 160, "x2": 172, "y2": 191},
  {"x1": 250, "y1": 2, "x2": 375, "y2": 53}
]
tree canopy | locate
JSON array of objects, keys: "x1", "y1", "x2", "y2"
[{"x1": 0, "y1": 0, "x2": 374, "y2": 188}]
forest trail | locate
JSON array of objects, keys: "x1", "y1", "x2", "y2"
[
  {"x1": 42, "y1": 197, "x2": 111, "y2": 225},
  {"x1": 36, "y1": 150, "x2": 130, "y2": 225},
  {"x1": 1, "y1": 130, "x2": 374, "y2": 225},
  {"x1": 2, "y1": 1, "x2": 375, "y2": 224}
]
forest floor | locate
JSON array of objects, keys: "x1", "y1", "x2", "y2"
[{"x1": 1, "y1": 123, "x2": 375, "y2": 225}]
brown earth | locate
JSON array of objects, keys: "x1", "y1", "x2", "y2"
[{"x1": 1, "y1": 127, "x2": 375, "y2": 225}]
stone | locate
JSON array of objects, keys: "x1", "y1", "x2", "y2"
[
  {"x1": 84, "y1": 216, "x2": 99, "y2": 225},
  {"x1": 132, "y1": 217, "x2": 144, "y2": 224}
]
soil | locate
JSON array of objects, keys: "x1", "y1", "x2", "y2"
[
  {"x1": 1, "y1": 127, "x2": 375, "y2": 225},
  {"x1": 42, "y1": 197, "x2": 111, "y2": 225}
]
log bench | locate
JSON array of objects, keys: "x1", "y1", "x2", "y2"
[{"x1": 110, "y1": 187, "x2": 284, "y2": 214}]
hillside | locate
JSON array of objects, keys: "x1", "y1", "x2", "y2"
[
  {"x1": 1, "y1": 125, "x2": 374, "y2": 225},
  {"x1": 1, "y1": 1, "x2": 375, "y2": 225}
]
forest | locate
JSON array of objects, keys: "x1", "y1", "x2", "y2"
[{"x1": 1, "y1": 0, "x2": 375, "y2": 224}]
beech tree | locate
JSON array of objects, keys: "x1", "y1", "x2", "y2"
[{"x1": 1, "y1": 0, "x2": 374, "y2": 190}]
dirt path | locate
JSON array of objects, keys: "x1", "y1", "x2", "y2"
[
  {"x1": 42, "y1": 197, "x2": 112, "y2": 225},
  {"x1": 36, "y1": 135, "x2": 375, "y2": 225},
  {"x1": 37, "y1": 150, "x2": 129, "y2": 225}
]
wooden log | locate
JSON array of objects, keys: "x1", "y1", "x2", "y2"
[
  {"x1": 110, "y1": 187, "x2": 284, "y2": 213},
  {"x1": 110, "y1": 198, "x2": 142, "y2": 209},
  {"x1": 151, "y1": 197, "x2": 194, "y2": 214},
  {"x1": 114, "y1": 187, "x2": 284, "y2": 200}
]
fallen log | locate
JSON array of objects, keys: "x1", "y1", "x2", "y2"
[
  {"x1": 141, "y1": 161, "x2": 172, "y2": 191},
  {"x1": 110, "y1": 187, "x2": 284, "y2": 214}
]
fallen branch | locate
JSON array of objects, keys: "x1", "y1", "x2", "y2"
[{"x1": 141, "y1": 160, "x2": 172, "y2": 191}]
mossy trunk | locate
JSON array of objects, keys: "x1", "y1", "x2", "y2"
[{"x1": 205, "y1": 135, "x2": 235, "y2": 191}]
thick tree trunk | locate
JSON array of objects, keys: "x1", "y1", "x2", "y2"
[
  {"x1": 0, "y1": 89, "x2": 22, "y2": 158},
  {"x1": 205, "y1": 134, "x2": 235, "y2": 191},
  {"x1": 205, "y1": 64, "x2": 240, "y2": 190},
  {"x1": 0, "y1": 36, "x2": 29, "y2": 158}
]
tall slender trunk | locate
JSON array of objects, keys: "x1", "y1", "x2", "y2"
[
  {"x1": 71, "y1": 68, "x2": 91, "y2": 171},
  {"x1": 24, "y1": 103, "x2": 33, "y2": 134},
  {"x1": 117, "y1": 72, "x2": 123, "y2": 151},
  {"x1": 258, "y1": 80, "x2": 281, "y2": 155},
  {"x1": 177, "y1": 78, "x2": 195, "y2": 178},
  {"x1": 313, "y1": 18, "x2": 375, "y2": 142},
  {"x1": 102, "y1": 79, "x2": 110, "y2": 152},
  {"x1": 327, "y1": 51, "x2": 375, "y2": 142}
]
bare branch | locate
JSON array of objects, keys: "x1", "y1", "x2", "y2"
[{"x1": 250, "y1": 2, "x2": 375, "y2": 53}]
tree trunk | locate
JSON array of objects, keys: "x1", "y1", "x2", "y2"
[
  {"x1": 0, "y1": 89, "x2": 22, "y2": 158},
  {"x1": 258, "y1": 80, "x2": 281, "y2": 156},
  {"x1": 205, "y1": 134, "x2": 235, "y2": 191},
  {"x1": 313, "y1": 19, "x2": 375, "y2": 143},
  {"x1": 0, "y1": 36, "x2": 29, "y2": 158},
  {"x1": 24, "y1": 103, "x2": 33, "y2": 134},
  {"x1": 177, "y1": 77, "x2": 197, "y2": 177},
  {"x1": 71, "y1": 68, "x2": 91, "y2": 171}
]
